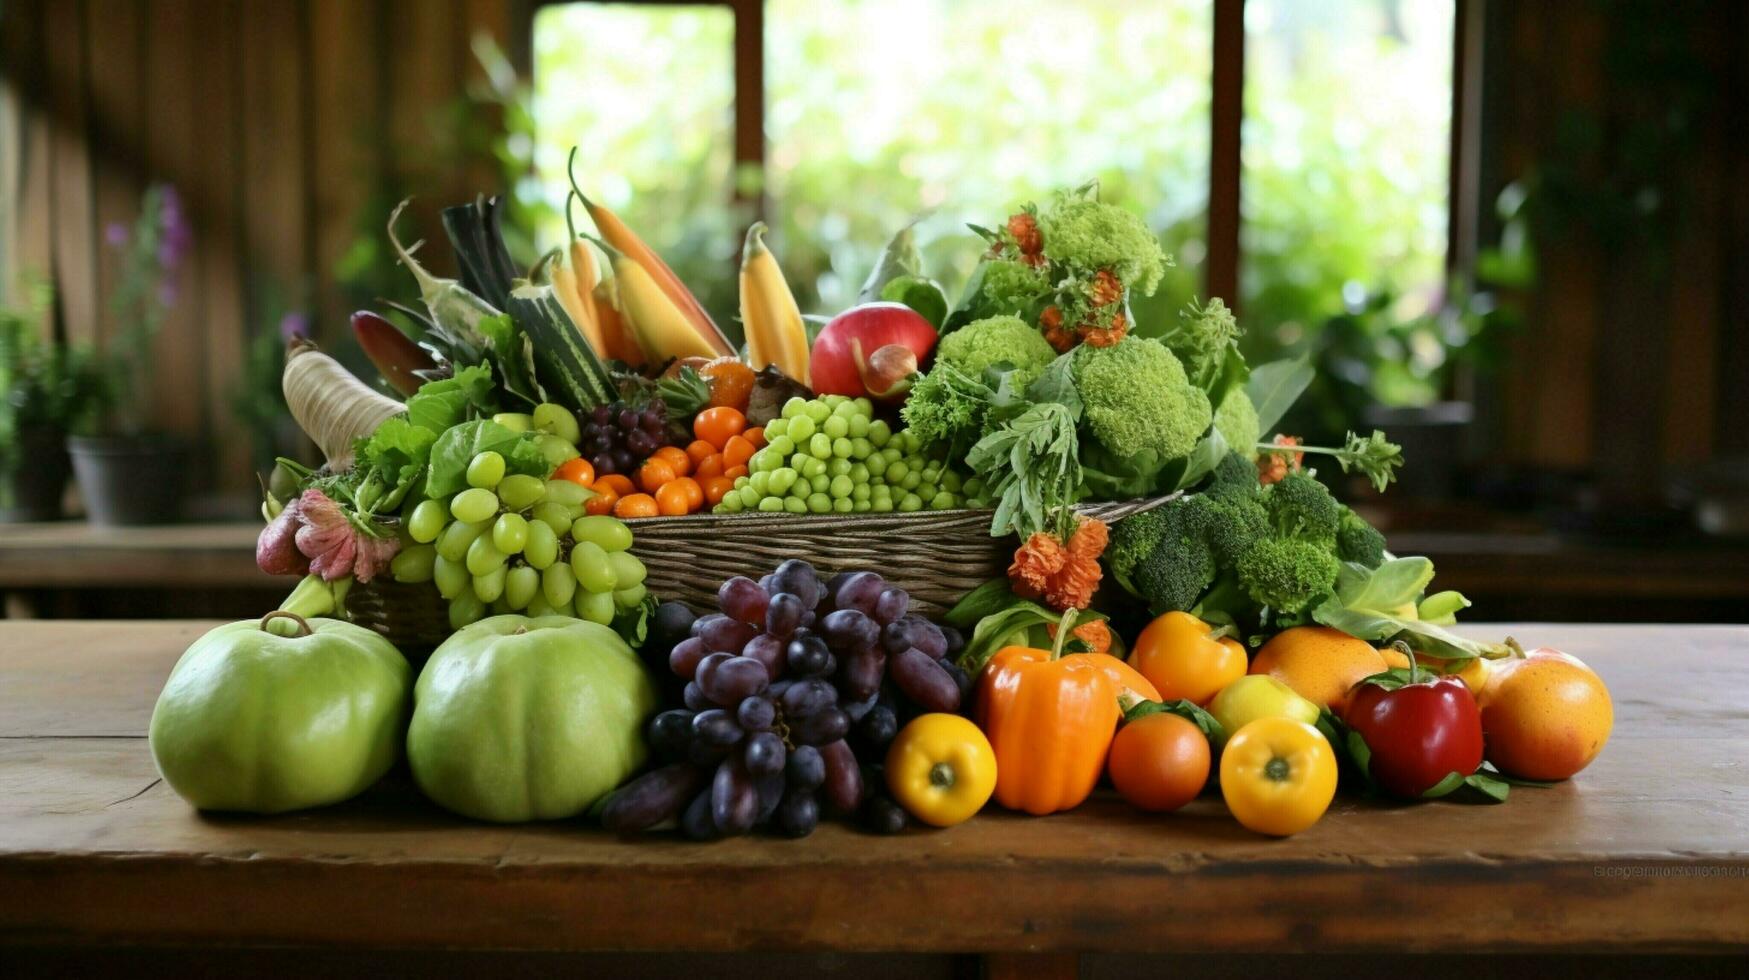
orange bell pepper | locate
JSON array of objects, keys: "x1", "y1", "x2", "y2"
[{"x1": 976, "y1": 610, "x2": 1161, "y2": 815}]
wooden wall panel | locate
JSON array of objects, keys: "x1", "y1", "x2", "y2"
[
  {"x1": 308, "y1": 0, "x2": 386, "y2": 334},
  {"x1": 86, "y1": 0, "x2": 148, "y2": 350},
  {"x1": 0, "y1": 0, "x2": 54, "y2": 308},
  {"x1": 43, "y1": 0, "x2": 100, "y2": 348}
]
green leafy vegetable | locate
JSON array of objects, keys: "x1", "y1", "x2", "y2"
[
  {"x1": 1312, "y1": 558, "x2": 1508, "y2": 661},
  {"x1": 1245, "y1": 356, "x2": 1315, "y2": 435},
  {"x1": 426, "y1": 419, "x2": 548, "y2": 499},
  {"x1": 966, "y1": 401, "x2": 1082, "y2": 540},
  {"x1": 405, "y1": 364, "x2": 495, "y2": 434},
  {"x1": 950, "y1": 583, "x2": 1111, "y2": 676},
  {"x1": 880, "y1": 275, "x2": 949, "y2": 329}
]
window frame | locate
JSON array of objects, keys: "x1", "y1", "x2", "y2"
[{"x1": 530, "y1": 0, "x2": 1478, "y2": 310}]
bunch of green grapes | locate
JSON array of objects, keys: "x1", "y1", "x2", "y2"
[
  {"x1": 389, "y1": 447, "x2": 649, "y2": 630},
  {"x1": 712, "y1": 395, "x2": 985, "y2": 516}
]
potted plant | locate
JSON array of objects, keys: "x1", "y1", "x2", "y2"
[
  {"x1": 0, "y1": 284, "x2": 108, "y2": 522},
  {"x1": 67, "y1": 184, "x2": 196, "y2": 525}
]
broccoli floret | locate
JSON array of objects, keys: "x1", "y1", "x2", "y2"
[
  {"x1": 1213, "y1": 388, "x2": 1260, "y2": 461},
  {"x1": 1038, "y1": 198, "x2": 1168, "y2": 294},
  {"x1": 1262, "y1": 472, "x2": 1341, "y2": 545},
  {"x1": 976, "y1": 258, "x2": 1051, "y2": 317},
  {"x1": 1235, "y1": 537, "x2": 1341, "y2": 614},
  {"x1": 1132, "y1": 495, "x2": 1225, "y2": 612},
  {"x1": 1336, "y1": 506, "x2": 1387, "y2": 568},
  {"x1": 1207, "y1": 451, "x2": 1262, "y2": 502},
  {"x1": 1071, "y1": 337, "x2": 1212, "y2": 463},
  {"x1": 1165, "y1": 297, "x2": 1242, "y2": 386},
  {"x1": 936, "y1": 314, "x2": 1057, "y2": 386},
  {"x1": 1107, "y1": 507, "x2": 1169, "y2": 587}
]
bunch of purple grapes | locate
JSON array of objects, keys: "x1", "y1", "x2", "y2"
[
  {"x1": 602, "y1": 559, "x2": 969, "y2": 839},
  {"x1": 580, "y1": 400, "x2": 668, "y2": 476}
]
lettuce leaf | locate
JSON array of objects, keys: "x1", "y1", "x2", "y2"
[
  {"x1": 425, "y1": 419, "x2": 550, "y2": 499},
  {"x1": 406, "y1": 364, "x2": 495, "y2": 434}
]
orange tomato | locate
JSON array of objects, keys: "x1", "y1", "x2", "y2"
[
  {"x1": 552, "y1": 457, "x2": 595, "y2": 488},
  {"x1": 695, "y1": 454, "x2": 725, "y2": 479},
  {"x1": 722, "y1": 435, "x2": 756, "y2": 468},
  {"x1": 743, "y1": 425, "x2": 766, "y2": 449},
  {"x1": 651, "y1": 445, "x2": 692, "y2": 477},
  {"x1": 700, "y1": 357, "x2": 756, "y2": 412},
  {"x1": 685, "y1": 440, "x2": 718, "y2": 465},
  {"x1": 723, "y1": 464, "x2": 749, "y2": 480},
  {"x1": 1107, "y1": 712, "x2": 1211, "y2": 813},
  {"x1": 701, "y1": 476, "x2": 735, "y2": 505},
  {"x1": 613, "y1": 493, "x2": 660, "y2": 519},
  {"x1": 637, "y1": 458, "x2": 678, "y2": 493},
  {"x1": 671, "y1": 476, "x2": 704, "y2": 509},
  {"x1": 694, "y1": 407, "x2": 747, "y2": 449},
  {"x1": 655, "y1": 481, "x2": 694, "y2": 516},
  {"x1": 595, "y1": 473, "x2": 636, "y2": 498},
  {"x1": 585, "y1": 489, "x2": 619, "y2": 516}
]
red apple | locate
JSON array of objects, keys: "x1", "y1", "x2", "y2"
[{"x1": 809, "y1": 302, "x2": 938, "y2": 403}]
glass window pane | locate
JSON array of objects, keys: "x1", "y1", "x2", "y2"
[
  {"x1": 1241, "y1": 0, "x2": 1454, "y2": 354},
  {"x1": 532, "y1": 3, "x2": 740, "y2": 322},
  {"x1": 766, "y1": 0, "x2": 1213, "y2": 324}
]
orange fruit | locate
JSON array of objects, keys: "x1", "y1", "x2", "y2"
[
  {"x1": 652, "y1": 445, "x2": 692, "y2": 477},
  {"x1": 584, "y1": 489, "x2": 619, "y2": 516},
  {"x1": 637, "y1": 458, "x2": 678, "y2": 493},
  {"x1": 552, "y1": 457, "x2": 595, "y2": 488},
  {"x1": 1478, "y1": 650, "x2": 1613, "y2": 781},
  {"x1": 722, "y1": 464, "x2": 749, "y2": 480},
  {"x1": 701, "y1": 476, "x2": 735, "y2": 505},
  {"x1": 595, "y1": 473, "x2": 636, "y2": 498},
  {"x1": 685, "y1": 439, "x2": 718, "y2": 465},
  {"x1": 655, "y1": 481, "x2": 694, "y2": 516},
  {"x1": 695, "y1": 454, "x2": 725, "y2": 479},
  {"x1": 670, "y1": 476, "x2": 704, "y2": 509},
  {"x1": 694, "y1": 407, "x2": 747, "y2": 449},
  {"x1": 743, "y1": 425, "x2": 766, "y2": 449},
  {"x1": 613, "y1": 493, "x2": 660, "y2": 519},
  {"x1": 1249, "y1": 626, "x2": 1389, "y2": 711},
  {"x1": 722, "y1": 435, "x2": 756, "y2": 468},
  {"x1": 700, "y1": 357, "x2": 756, "y2": 412}
]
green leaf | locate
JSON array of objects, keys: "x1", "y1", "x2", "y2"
[
  {"x1": 405, "y1": 364, "x2": 495, "y2": 433},
  {"x1": 1421, "y1": 771, "x2": 1468, "y2": 799},
  {"x1": 859, "y1": 222, "x2": 925, "y2": 302},
  {"x1": 944, "y1": 578, "x2": 1020, "y2": 629},
  {"x1": 1314, "y1": 559, "x2": 1508, "y2": 661},
  {"x1": 953, "y1": 596, "x2": 1108, "y2": 677},
  {"x1": 1171, "y1": 425, "x2": 1230, "y2": 492},
  {"x1": 426, "y1": 419, "x2": 547, "y2": 498},
  {"x1": 1124, "y1": 698, "x2": 1226, "y2": 744},
  {"x1": 1461, "y1": 771, "x2": 1511, "y2": 802},
  {"x1": 1336, "y1": 557, "x2": 1435, "y2": 613},
  {"x1": 879, "y1": 275, "x2": 949, "y2": 329},
  {"x1": 1245, "y1": 356, "x2": 1314, "y2": 435},
  {"x1": 1023, "y1": 352, "x2": 1082, "y2": 417}
]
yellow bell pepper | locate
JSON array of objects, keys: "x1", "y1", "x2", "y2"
[{"x1": 884, "y1": 714, "x2": 998, "y2": 827}]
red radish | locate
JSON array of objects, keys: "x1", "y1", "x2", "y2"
[{"x1": 808, "y1": 302, "x2": 937, "y2": 403}]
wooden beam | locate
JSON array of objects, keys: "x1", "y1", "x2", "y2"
[
  {"x1": 1448, "y1": 0, "x2": 1485, "y2": 277},
  {"x1": 732, "y1": 0, "x2": 765, "y2": 218},
  {"x1": 1207, "y1": 0, "x2": 1243, "y2": 310}
]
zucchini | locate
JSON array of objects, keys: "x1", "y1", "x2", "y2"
[{"x1": 507, "y1": 282, "x2": 616, "y2": 410}]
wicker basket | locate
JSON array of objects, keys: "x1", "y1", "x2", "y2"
[{"x1": 348, "y1": 495, "x2": 1175, "y2": 650}]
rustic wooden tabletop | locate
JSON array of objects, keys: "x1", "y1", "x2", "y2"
[{"x1": 1, "y1": 621, "x2": 1746, "y2": 962}]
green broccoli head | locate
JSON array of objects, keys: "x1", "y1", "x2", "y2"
[
  {"x1": 1132, "y1": 499, "x2": 1220, "y2": 613},
  {"x1": 1037, "y1": 198, "x2": 1168, "y2": 295},
  {"x1": 1262, "y1": 472, "x2": 1341, "y2": 545},
  {"x1": 1071, "y1": 337, "x2": 1213, "y2": 463},
  {"x1": 1213, "y1": 388, "x2": 1260, "y2": 461},
  {"x1": 1207, "y1": 451, "x2": 1262, "y2": 501},
  {"x1": 1167, "y1": 298, "x2": 1242, "y2": 383},
  {"x1": 1107, "y1": 506, "x2": 1169, "y2": 588},
  {"x1": 976, "y1": 258, "x2": 1051, "y2": 317},
  {"x1": 1235, "y1": 537, "x2": 1341, "y2": 614},
  {"x1": 1336, "y1": 506, "x2": 1387, "y2": 569},
  {"x1": 937, "y1": 314, "x2": 1058, "y2": 386}
]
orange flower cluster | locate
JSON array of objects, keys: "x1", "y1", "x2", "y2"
[
  {"x1": 1039, "y1": 268, "x2": 1131, "y2": 353},
  {"x1": 1008, "y1": 518, "x2": 1110, "y2": 612},
  {"x1": 1257, "y1": 434, "x2": 1305, "y2": 485},
  {"x1": 1007, "y1": 212, "x2": 1048, "y2": 269},
  {"x1": 1045, "y1": 617, "x2": 1114, "y2": 655}
]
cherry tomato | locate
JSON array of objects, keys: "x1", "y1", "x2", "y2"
[
  {"x1": 1107, "y1": 711, "x2": 1211, "y2": 812},
  {"x1": 613, "y1": 493, "x2": 660, "y2": 519},
  {"x1": 638, "y1": 458, "x2": 678, "y2": 493},
  {"x1": 652, "y1": 445, "x2": 692, "y2": 477},
  {"x1": 694, "y1": 453, "x2": 725, "y2": 479},
  {"x1": 594, "y1": 473, "x2": 636, "y2": 498},
  {"x1": 701, "y1": 476, "x2": 735, "y2": 505},
  {"x1": 552, "y1": 457, "x2": 595, "y2": 488},
  {"x1": 685, "y1": 440, "x2": 718, "y2": 465},
  {"x1": 584, "y1": 489, "x2": 619, "y2": 516},
  {"x1": 722, "y1": 464, "x2": 749, "y2": 480},
  {"x1": 722, "y1": 435, "x2": 756, "y2": 468},
  {"x1": 743, "y1": 425, "x2": 766, "y2": 449},
  {"x1": 694, "y1": 407, "x2": 747, "y2": 449},
  {"x1": 655, "y1": 481, "x2": 694, "y2": 516}
]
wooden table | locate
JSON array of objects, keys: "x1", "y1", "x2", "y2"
[
  {"x1": 2, "y1": 622, "x2": 1747, "y2": 971},
  {"x1": 0, "y1": 522, "x2": 277, "y2": 619}
]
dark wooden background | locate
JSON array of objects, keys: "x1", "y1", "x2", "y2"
[{"x1": 1, "y1": 0, "x2": 1745, "y2": 499}]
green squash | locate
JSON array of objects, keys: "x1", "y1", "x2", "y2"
[
  {"x1": 149, "y1": 612, "x2": 410, "y2": 813},
  {"x1": 407, "y1": 615, "x2": 657, "y2": 823}
]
